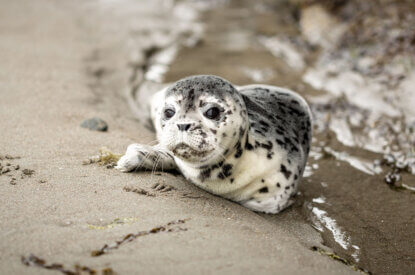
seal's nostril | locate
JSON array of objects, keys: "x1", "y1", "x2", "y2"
[{"x1": 177, "y1": 123, "x2": 191, "y2": 131}]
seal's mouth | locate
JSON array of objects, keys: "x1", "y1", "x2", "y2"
[{"x1": 172, "y1": 143, "x2": 212, "y2": 159}]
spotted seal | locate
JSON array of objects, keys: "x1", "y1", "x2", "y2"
[{"x1": 116, "y1": 75, "x2": 312, "y2": 214}]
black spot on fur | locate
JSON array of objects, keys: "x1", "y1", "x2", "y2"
[
  {"x1": 259, "y1": 187, "x2": 269, "y2": 193},
  {"x1": 218, "y1": 164, "x2": 233, "y2": 179},
  {"x1": 198, "y1": 101, "x2": 204, "y2": 107},
  {"x1": 260, "y1": 141, "x2": 273, "y2": 150},
  {"x1": 199, "y1": 168, "x2": 211, "y2": 182},
  {"x1": 280, "y1": 164, "x2": 292, "y2": 179},
  {"x1": 276, "y1": 182, "x2": 281, "y2": 188},
  {"x1": 213, "y1": 161, "x2": 224, "y2": 169},
  {"x1": 234, "y1": 144, "x2": 243, "y2": 158},
  {"x1": 222, "y1": 164, "x2": 233, "y2": 177},
  {"x1": 291, "y1": 145, "x2": 299, "y2": 153},
  {"x1": 245, "y1": 141, "x2": 254, "y2": 150},
  {"x1": 259, "y1": 120, "x2": 269, "y2": 127}
]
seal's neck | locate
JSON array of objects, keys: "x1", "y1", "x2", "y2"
[{"x1": 197, "y1": 126, "x2": 249, "y2": 170}]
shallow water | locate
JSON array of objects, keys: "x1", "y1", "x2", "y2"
[{"x1": 129, "y1": 0, "x2": 415, "y2": 273}]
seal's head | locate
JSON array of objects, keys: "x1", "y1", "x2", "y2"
[{"x1": 157, "y1": 75, "x2": 248, "y2": 165}]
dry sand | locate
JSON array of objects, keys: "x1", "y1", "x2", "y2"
[{"x1": 0, "y1": 0, "x2": 357, "y2": 274}]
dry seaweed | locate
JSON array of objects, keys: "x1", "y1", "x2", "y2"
[
  {"x1": 91, "y1": 219, "x2": 188, "y2": 257},
  {"x1": 83, "y1": 147, "x2": 121, "y2": 168},
  {"x1": 311, "y1": 246, "x2": 371, "y2": 274},
  {"x1": 123, "y1": 186, "x2": 155, "y2": 196},
  {"x1": 21, "y1": 254, "x2": 114, "y2": 275}
]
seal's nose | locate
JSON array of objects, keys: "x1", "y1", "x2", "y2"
[{"x1": 177, "y1": 123, "x2": 192, "y2": 131}]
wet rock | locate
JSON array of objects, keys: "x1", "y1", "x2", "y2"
[
  {"x1": 80, "y1": 117, "x2": 108, "y2": 132},
  {"x1": 385, "y1": 170, "x2": 401, "y2": 185}
]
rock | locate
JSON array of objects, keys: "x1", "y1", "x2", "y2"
[
  {"x1": 81, "y1": 117, "x2": 108, "y2": 132},
  {"x1": 299, "y1": 4, "x2": 346, "y2": 49}
]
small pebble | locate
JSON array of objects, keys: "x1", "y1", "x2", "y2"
[{"x1": 81, "y1": 117, "x2": 108, "y2": 132}]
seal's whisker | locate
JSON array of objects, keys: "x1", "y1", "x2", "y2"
[
  {"x1": 150, "y1": 155, "x2": 161, "y2": 180},
  {"x1": 135, "y1": 150, "x2": 152, "y2": 172}
]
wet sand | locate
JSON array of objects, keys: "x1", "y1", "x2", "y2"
[
  {"x1": 163, "y1": 1, "x2": 415, "y2": 274},
  {"x1": 0, "y1": 0, "x2": 356, "y2": 274}
]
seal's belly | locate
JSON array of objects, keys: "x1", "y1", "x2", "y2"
[{"x1": 186, "y1": 148, "x2": 285, "y2": 201}]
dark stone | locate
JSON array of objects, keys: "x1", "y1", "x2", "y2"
[{"x1": 81, "y1": 117, "x2": 108, "y2": 132}]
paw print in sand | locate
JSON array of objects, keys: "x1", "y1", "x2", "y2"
[{"x1": 151, "y1": 182, "x2": 176, "y2": 193}]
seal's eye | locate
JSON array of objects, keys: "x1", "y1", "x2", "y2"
[
  {"x1": 204, "y1": 107, "x2": 221, "y2": 120},
  {"x1": 164, "y1": 108, "x2": 176, "y2": 119}
]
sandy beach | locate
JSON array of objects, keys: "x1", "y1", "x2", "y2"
[{"x1": 1, "y1": 0, "x2": 414, "y2": 274}]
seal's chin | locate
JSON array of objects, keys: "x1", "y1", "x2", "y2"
[{"x1": 171, "y1": 143, "x2": 213, "y2": 162}]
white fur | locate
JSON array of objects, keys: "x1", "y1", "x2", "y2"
[{"x1": 117, "y1": 80, "x2": 309, "y2": 214}]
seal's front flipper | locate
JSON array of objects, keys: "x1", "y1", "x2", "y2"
[{"x1": 115, "y1": 143, "x2": 177, "y2": 172}]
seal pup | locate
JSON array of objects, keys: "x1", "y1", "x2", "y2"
[{"x1": 116, "y1": 75, "x2": 312, "y2": 214}]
